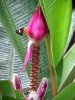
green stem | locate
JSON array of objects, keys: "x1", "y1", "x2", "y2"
[{"x1": 46, "y1": 36, "x2": 57, "y2": 98}]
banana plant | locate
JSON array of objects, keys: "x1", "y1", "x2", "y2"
[{"x1": 1, "y1": 0, "x2": 75, "y2": 100}]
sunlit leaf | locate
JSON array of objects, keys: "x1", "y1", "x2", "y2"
[
  {"x1": 53, "y1": 82, "x2": 75, "y2": 100},
  {"x1": 2, "y1": 90, "x2": 25, "y2": 100},
  {"x1": 58, "y1": 44, "x2": 75, "y2": 91},
  {"x1": 15, "y1": 90, "x2": 25, "y2": 100},
  {"x1": 60, "y1": 66, "x2": 75, "y2": 91},
  {"x1": 0, "y1": 80, "x2": 16, "y2": 98},
  {"x1": 39, "y1": 0, "x2": 72, "y2": 67},
  {"x1": 55, "y1": 57, "x2": 63, "y2": 87}
]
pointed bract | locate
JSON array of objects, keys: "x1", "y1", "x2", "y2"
[
  {"x1": 21, "y1": 40, "x2": 33, "y2": 72},
  {"x1": 12, "y1": 73, "x2": 23, "y2": 93},
  {"x1": 36, "y1": 77, "x2": 48, "y2": 100}
]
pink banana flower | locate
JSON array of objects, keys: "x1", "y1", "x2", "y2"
[
  {"x1": 26, "y1": 77, "x2": 48, "y2": 100},
  {"x1": 16, "y1": 4, "x2": 49, "y2": 71}
]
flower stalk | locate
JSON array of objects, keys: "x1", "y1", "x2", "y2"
[{"x1": 29, "y1": 43, "x2": 40, "y2": 92}]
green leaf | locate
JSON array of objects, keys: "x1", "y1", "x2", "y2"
[
  {"x1": 2, "y1": 90, "x2": 25, "y2": 100},
  {"x1": 53, "y1": 82, "x2": 75, "y2": 100},
  {"x1": 2, "y1": 97, "x2": 15, "y2": 100},
  {"x1": 39, "y1": 0, "x2": 72, "y2": 67},
  {"x1": 15, "y1": 90, "x2": 25, "y2": 100},
  {"x1": 58, "y1": 44, "x2": 75, "y2": 91},
  {"x1": 0, "y1": 0, "x2": 25, "y2": 63},
  {"x1": 0, "y1": 80, "x2": 16, "y2": 98},
  {"x1": 0, "y1": 89, "x2": 2, "y2": 100},
  {"x1": 55, "y1": 57, "x2": 63, "y2": 87},
  {"x1": 60, "y1": 65, "x2": 75, "y2": 92}
]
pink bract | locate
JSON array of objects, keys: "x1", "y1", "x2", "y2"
[
  {"x1": 21, "y1": 46, "x2": 32, "y2": 72},
  {"x1": 36, "y1": 77, "x2": 48, "y2": 100},
  {"x1": 28, "y1": 4, "x2": 48, "y2": 42},
  {"x1": 12, "y1": 73, "x2": 23, "y2": 93}
]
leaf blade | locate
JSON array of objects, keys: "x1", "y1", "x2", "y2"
[
  {"x1": 58, "y1": 44, "x2": 75, "y2": 91},
  {"x1": 39, "y1": 0, "x2": 72, "y2": 67},
  {"x1": 15, "y1": 90, "x2": 25, "y2": 100},
  {"x1": 53, "y1": 82, "x2": 75, "y2": 100},
  {"x1": 0, "y1": 80, "x2": 16, "y2": 98}
]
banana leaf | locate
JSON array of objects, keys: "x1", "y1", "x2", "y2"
[
  {"x1": 39, "y1": 0, "x2": 72, "y2": 67},
  {"x1": 58, "y1": 44, "x2": 75, "y2": 91},
  {"x1": 2, "y1": 90, "x2": 25, "y2": 100},
  {"x1": 0, "y1": 80, "x2": 15, "y2": 98},
  {"x1": 53, "y1": 82, "x2": 75, "y2": 100}
]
